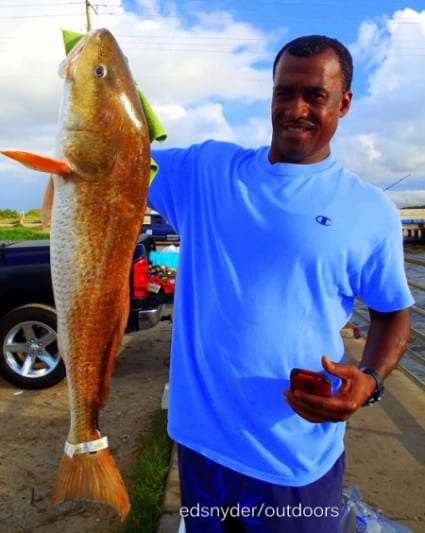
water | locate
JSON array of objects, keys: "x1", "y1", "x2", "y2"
[
  {"x1": 402, "y1": 245, "x2": 425, "y2": 384},
  {"x1": 352, "y1": 244, "x2": 425, "y2": 386}
]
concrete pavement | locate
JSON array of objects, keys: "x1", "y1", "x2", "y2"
[{"x1": 158, "y1": 327, "x2": 425, "y2": 532}]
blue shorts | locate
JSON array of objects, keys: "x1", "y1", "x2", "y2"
[{"x1": 177, "y1": 445, "x2": 344, "y2": 533}]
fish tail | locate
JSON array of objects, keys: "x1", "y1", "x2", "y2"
[{"x1": 51, "y1": 447, "x2": 131, "y2": 521}]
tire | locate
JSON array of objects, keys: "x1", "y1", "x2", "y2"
[{"x1": 0, "y1": 304, "x2": 66, "y2": 389}]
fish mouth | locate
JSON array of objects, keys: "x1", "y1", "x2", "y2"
[
  {"x1": 58, "y1": 32, "x2": 92, "y2": 80},
  {"x1": 58, "y1": 126, "x2": 100, "y2": 141}
]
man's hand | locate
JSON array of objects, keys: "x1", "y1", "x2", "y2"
[{"x1": 284, "y1": 355, "x2": 377, "y2": 423}]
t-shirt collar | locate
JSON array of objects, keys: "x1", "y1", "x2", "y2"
[{"x1": 261, "y1": 147, "x2": 337, "y2": 177}]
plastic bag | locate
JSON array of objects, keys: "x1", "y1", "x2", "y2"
[{"x1": 341, "y1": 486, "x2": 413, "y2": 532}]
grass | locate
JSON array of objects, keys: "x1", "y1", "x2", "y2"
[
  {"x1": 0, "y1": 225, "x2": 49, "y2": 241},
  {"x1": 1, "y1": 220, "x2": 174, "y2": 532},
  {"x1": 122, "y1": 409, "x2": 173, "y2": 533}
]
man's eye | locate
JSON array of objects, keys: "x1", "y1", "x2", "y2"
[
  {"x1": 274, "y1": 89, "x2": 292, "y2": 99},
  {"x1": 306, "y1": 90, "x2": 326, "y2": 101}
]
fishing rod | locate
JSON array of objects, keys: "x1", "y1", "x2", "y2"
[
  {"x1": 383, "y1": 173, "x2": 411, "y2": 192},
  {"x1": 85, "y1": 0, "x2": 98, "y2": 31}
]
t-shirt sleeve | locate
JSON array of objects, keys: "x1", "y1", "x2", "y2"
[
  {"x1": 354, "y1": 199, "x2": 414, "y2": 312},
  {"x1": 148, "y1": 147, "x2": 196, "y2": 235}
]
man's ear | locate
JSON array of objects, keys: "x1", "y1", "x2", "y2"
[{"x1": 339, "y1": 91, "x2": 353, "y2": 118}]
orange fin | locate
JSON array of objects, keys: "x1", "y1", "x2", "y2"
[
  {"x1": 1, "y1": 150, "x2": 71, "y2": 176},
  {"x1": 51, "y1": 448, "x2": 130, "y2": 521},
  {"x1": 41, "y1": 176, "x2": 54, "y2": 229}
]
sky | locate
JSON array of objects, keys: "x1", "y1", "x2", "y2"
[{"x1": 0, "y1": 0, "x2": 424, "y2": 211}]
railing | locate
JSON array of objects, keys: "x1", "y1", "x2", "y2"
[{"x1": 351, "y1": 254, "x2": 425, "y2": 390}]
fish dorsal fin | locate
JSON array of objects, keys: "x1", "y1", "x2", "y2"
[{"x1": 41, "y1": 176, "x2": 55, "y2": 230}]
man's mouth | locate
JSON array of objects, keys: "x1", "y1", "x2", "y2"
[{"x1": 282, "y1": 120, "x2": 315, "y2": 132}]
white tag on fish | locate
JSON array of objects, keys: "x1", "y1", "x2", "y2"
[{"x1": 64, "y1": 436, "x2": 109, "y2": 458}]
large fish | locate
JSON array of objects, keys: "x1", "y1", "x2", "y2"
[{"x1": 2, "y1": 29, "x2": 151, "y2": 519}]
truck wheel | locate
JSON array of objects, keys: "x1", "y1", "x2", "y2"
[{"x1": 0, "y1": 304, "x2": 65, "y2": 389}]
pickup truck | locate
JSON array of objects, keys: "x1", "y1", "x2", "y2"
[
  {"x1": 142, "y1": 211, "x2": 179, "y2": 243},
  {"x1": 0, "y1": 234, "x2": 173, "y2": 390}
]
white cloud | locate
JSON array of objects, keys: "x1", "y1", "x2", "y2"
[
  {"x1": 350, "y1": 19, "x2": 390, "y2": 71},
  {"x1": 0, "y1": 2, "x2": 424, "y2": 210},
  {"x1": 387, "y1": 189, "x2": 425, "y2": 207},
  {"x1": 154, "y1": 103, "x2": 236, "y2": 145},
  {"x1": 95, "y1": 5, "x2": 271, "y2": 105},
  {"x1": 334, "y1": 8, "x2": 425, "y2": 194},
  {"x1": 0, "y1": 0, "x2": 273, "y2": 209},
  {"x1": 368, "y1": 8, "x2": 425, "y2": 95}
]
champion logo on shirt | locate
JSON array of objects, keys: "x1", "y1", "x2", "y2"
[{"x1": 315, "y1": 215, "x2": 332, "y2": 226}]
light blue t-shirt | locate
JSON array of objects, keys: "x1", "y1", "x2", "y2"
[{"x1": 149, "y1": 141, "x2": 413, "y2": 486}]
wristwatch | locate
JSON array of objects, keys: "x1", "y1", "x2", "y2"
[{"x1": 359, "y1": 367, "x2": 385, "y2": 406}]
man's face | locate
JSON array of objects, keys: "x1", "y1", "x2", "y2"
[{"x1": 269, "y1": 48, "x2": 352, "y2": 164}]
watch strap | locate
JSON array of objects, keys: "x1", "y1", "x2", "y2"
[{"x1": 360, "y1": 366, "x2": 384, "y2": 406}]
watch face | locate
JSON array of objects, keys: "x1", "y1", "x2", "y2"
[
  {"x1": 366, "y1": 383, "x2": 384, "y2": 405},
  {"x1": 364, "y1": 393, "x2": 383, "y2": 406}
]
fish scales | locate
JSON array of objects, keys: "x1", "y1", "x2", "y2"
[
  {"x1": 50, "y1": 29, "x2": 151, "y2": 520},
  {"x1": 1, "y1": 29, "x2": 151, "y2": 520}
]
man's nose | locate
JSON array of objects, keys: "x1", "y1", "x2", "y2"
[{"x1": 286, "y1": 95, "x2": 309, "y2": 118}]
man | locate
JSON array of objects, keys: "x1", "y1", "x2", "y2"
[{"x1": 149, "y1": 35, "x2": 413, "y2": 532}]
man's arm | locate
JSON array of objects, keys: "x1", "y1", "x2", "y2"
[
  {"x1": 284, "y1": 307, "x2": 411, "y2": 423},
  {"x1": 360, "y1": 307, "x2": 411, "y2": 378}
]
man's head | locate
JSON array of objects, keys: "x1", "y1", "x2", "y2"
[
  {"x1": 269, "y1": 35, "x2": 353, "y2": 165},
  {"x1": 273, "y1": 35, "x2": 353, "y2": 93}
]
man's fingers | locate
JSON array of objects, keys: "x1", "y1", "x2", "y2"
[
  {"x1": 284, "y1": 388, "x2": 356, "y2": 422},
  {"x1": 321, "y1": 355, "x2": 358, "y2": 380}
]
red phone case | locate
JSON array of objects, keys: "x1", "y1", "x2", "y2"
[{"x1": 290, "y1": 368, "x2": 332, "y2": 397}]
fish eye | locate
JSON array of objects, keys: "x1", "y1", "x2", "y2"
[{"x1": 94, "y1": 64, "x2": 107, "y2": 78}]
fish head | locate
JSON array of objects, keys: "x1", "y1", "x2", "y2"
[{"x1": 58, "y1": 28, "x2": 148, "y2": 181}]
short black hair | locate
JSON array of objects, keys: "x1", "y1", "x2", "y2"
[{"x1": 272, "y1": 35, "x2": 353, "y2": 93}]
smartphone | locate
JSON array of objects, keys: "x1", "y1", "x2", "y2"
[{"x1": 290, "y1": 368, "x2": 332, "y2": 397}]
